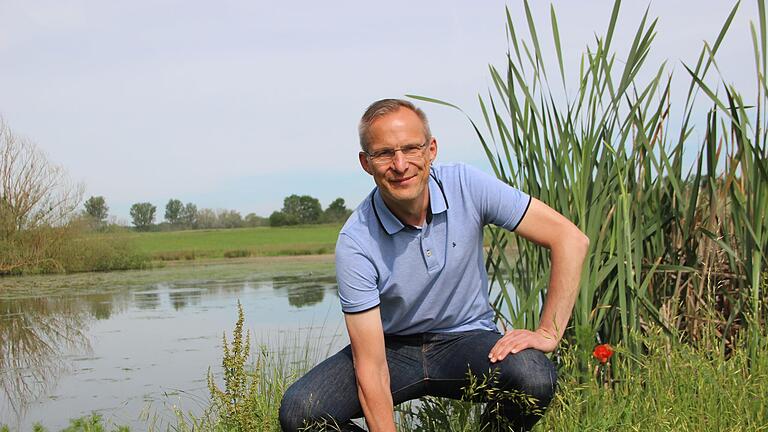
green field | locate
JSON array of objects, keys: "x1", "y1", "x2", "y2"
[{"x1": 106, "y1": 224, "x2": 343, "y2": 261}]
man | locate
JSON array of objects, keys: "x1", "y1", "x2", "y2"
[{"x1": 279, "y1": 99, "x2": 589, "y2": 431}]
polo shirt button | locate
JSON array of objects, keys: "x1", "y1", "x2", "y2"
[{"x1": 426, "y1": 250, "x2": 432, "y2": 257}]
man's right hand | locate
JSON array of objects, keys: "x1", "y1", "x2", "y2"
[{"x1": 344, "y1": 307, "x2": 396, "y2": 432}]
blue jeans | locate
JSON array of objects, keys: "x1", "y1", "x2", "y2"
[{"x1": 279, "y1": 330, "x2": 557, "y2": 431}]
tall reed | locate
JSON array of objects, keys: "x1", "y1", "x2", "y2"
[{"x1": 412, "y1": 0, "x2": 767, "y2": 359}]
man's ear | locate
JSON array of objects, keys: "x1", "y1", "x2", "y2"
[
  {"x1": 428, "y1": 136, "x2": 438, "y2": 162},
  {"x1": 359, "y1": 152, "x2": 373, "y2": 175}
]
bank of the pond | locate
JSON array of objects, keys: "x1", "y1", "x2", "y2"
[
  {"x1": 0, "y1": 224, "x2": 342, "y2": 276},
  {"x1": 117, "y1": 224, "x2": 343, "y2": 261},
  {"x1": 0, "y1": 254, "x2": 336, "y2": 296}
]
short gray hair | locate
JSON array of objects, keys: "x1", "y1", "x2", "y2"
[{"x1": 358, "y1": 99, "x2": 431, "y2": 152}]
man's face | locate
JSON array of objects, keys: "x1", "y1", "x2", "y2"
[{"x1": 359, "y1": 108, "x2": 437, "y2": 206}]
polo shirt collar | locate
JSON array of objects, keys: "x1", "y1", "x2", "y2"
[{"x1": 372, "y1": 173, "x2": 448, "y2": 235}]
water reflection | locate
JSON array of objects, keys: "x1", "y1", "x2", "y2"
[
  {"x1": 168, "y1": 288, "x2": 203, "y2": 311},
  {"x1": 0, "y1": 297, "x2": 91, "y2": 418},
  {"x1": 85, "y1": 293, "x2": 116, "y2": 320},
  {"x1": 287, "y1": 284, "x2": 325, "y2": 308},
  {"x1": 0, "y1": 269, "x2": 340, "y2": 428},
  {"x1": 272, "y1": 274, "x2": 337, "y2": 308},
  {"x1": 134, "y1": 291, "x2": 160, "y2": 310}
]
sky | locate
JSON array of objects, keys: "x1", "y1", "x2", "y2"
[{"x1": 0, "y1": 1, "x2": 758, "y2": 223}]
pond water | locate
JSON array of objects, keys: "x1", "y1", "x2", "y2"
[{"x1": 0, "y1": 257, "x2": 347, "y2": 431}]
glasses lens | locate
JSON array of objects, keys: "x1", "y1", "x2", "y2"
[
  {"x1": 401, "y1": 145, "x2": 422, "y2": 156},
  {"x1": 370, "y1": 150, "x2": 393, "y2": 165},
  {"x1": 369, "y1": 143, "x2": 426, "y2": 165}
]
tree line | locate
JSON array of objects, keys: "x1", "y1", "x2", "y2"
[
  {"x1": 1, "y1": 118, "x2": 148, "y2": 274},
  {"x1": 83, "y1": 194, "x2": 352, "y2": 232},
  {"x1": 1, "y1": 114, "x2": 353, "y2": 274}
]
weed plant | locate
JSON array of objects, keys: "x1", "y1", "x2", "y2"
[
  {"x1": 207, "y1": 301, "x2": 264, "y2": 430},
  {"x1": 197, "y1": 301, "x2": 337, "y2": 432}
]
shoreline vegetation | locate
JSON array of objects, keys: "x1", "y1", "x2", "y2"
[{"x1": 0, "y1": 224, "x2": 342, "y2": 277}]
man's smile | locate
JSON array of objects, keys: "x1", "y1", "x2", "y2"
[{"x1": 387, "y1": 174, "x2": 417, "y2": 187}]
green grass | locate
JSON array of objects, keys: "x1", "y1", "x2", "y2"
[{"x1": 101, "y1": 224, "x2": 343, "y2": 261}]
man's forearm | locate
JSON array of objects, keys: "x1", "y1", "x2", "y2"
[
  {"x1": 344, "y1": 308, "x2": 395, "y2": 431},
  {"x1": 538, "y1": 230, "x2": 589, "y2": 340},
  {"x1": 355, "y1": 366, "x2": 396, "y2": 432}
]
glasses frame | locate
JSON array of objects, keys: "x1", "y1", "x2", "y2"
[{"x1": 363, "y1": 140, "x2": 430, "y2": 166}]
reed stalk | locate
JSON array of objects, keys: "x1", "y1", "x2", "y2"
[{"x1": 411, "y1": 0, "x2": 767, "y2": 361}]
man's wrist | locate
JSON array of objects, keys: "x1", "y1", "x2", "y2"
[{"x1": 535, "y1": 326, "x2": 559, "y2": 341}]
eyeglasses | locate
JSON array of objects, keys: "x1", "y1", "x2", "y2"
[{"x1": 363, "y1": 141, "x2": 429, "y2": 166}]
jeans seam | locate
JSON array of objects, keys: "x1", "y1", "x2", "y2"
[{"x1": 391, "y1": 379, "x2": 426, "y2": 395}]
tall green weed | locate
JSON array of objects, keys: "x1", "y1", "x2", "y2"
[{"x1": 413, "y1": 0, "x2": 768, "y2": 363}]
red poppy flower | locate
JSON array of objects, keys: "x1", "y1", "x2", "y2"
[{"x1": 593, "y1": 343, "x2": 614, "y2": 364}]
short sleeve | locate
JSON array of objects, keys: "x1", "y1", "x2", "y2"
[
  {"x1": 462, "y1": 164, "x2": 531, "y2": 231},
  {"x1": 335, "y1": 233, "x2": 381, "y2": 313}
]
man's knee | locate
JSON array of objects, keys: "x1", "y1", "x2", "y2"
[
  {"x1": 279, "y1": 382, "x2": 314, "y2": 432},
  {"x1": 495, "y1": 348, "x2": 557, "y2": 408},
  {"x1": 278, "y1": 383, "x2": 327, "y2": 432},
  {"x1": 279, "y1": 381, "x2": 356, "y2": 432}
]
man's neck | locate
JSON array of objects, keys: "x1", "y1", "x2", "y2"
[{"x1": 381, "y1": 192, "x2": 430, "y2": 228}]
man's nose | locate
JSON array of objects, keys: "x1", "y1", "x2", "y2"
[{"x1": 392, "y1": 150, "x2": 408, "y2": 172}]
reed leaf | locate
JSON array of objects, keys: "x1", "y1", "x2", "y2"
[{"x1": 411, "y1": 0, "x2": 767, "y2": 366}]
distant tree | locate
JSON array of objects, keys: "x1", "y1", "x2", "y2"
[
  {"x1": 1, "y1": 118, "x2": 83, "y2": 273},
  {"x1": 218, "y1": 209, "x2": 243, "y2": 228},
  {"x1": 281, "y1": 194, "x2": 322, "y2": 224},
  {"x1": 165, "y1": 199, "x2": 184, "y2": 225},
  {"x1": 323, "y1": 197, "x2": 351, "y2": 223},
  {"x1": 129, "y1": 202, "x2": 156, "y2": 231},
  {"x1": 84, "y1": 196, "x2": 109, "y2": 223},
  {"x1": 0, "y1": 118, "x2": 83, "y2": 236},
  {"x1": 180, "y1": 202, "x2": 198, "y2": 227},
  {"x1": 244, "y1": 213, "x2": 267, "y2": 227},
  {"x1": 196, "y1": 208, "x2": 218, "y2": 229},
  {"x1": 269, "y1": 211, "x2": 297, "y2": 227}
]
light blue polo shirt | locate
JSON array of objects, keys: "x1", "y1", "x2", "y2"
[{"x1": 335, "y1": 163, "x2": 531, "y2": 335}]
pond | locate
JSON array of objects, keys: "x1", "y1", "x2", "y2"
[{"x1": 0, "y1": 256, "x2": 346, "y2": 431}]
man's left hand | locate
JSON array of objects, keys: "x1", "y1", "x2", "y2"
[{"x1": 488, "y1": 328, "x2": 558, "y2": 363}]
